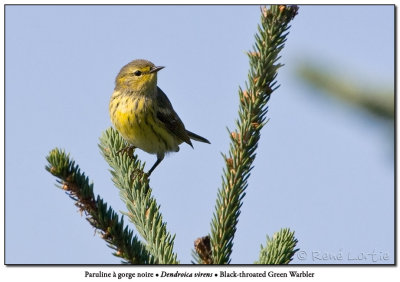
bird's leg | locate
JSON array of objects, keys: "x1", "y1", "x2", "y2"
[{"x1": 147, "y1": 153, "x2": 165, "y2": 176}]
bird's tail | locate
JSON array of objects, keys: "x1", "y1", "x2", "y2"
[{"x1": 186, "y1": 130, "x2": 211, "y2": 144}]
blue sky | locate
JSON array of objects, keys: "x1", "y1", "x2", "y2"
[{"x1": 5, "y1": 5, "x2": 394, "y2": 264}]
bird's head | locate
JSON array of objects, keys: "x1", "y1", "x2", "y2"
[{"x1": 115, "y1": 59, "x2": 164, "y2": 94}]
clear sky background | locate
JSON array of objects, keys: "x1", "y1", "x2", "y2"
[{"x1": 5, "y1": 5, "x2": 394, "y2": 265}]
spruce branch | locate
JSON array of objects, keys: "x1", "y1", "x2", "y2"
[
  {"x1": 193, "y1": 235, "x2": 213, "y2": 264},
  {"x1": 209, "y1": 5, "x2": 298, "y2": 264},
  {"x1": 45, "y1": 148, "x2": 151, "y2": 264},
  {"x1": 297, "y1": 62, "x2": 394, "y2": 120},
  {"x1": 255, "y1": 228, "x2": 299, "y2": 264},
  {"x1": 98, "y1": 127, "x2": 178, "y2": 264}
]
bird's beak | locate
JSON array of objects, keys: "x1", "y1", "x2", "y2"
[{"x1": 150, "y1": 66, "x2": 165, "y2": 73}]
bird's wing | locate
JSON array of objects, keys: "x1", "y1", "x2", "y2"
[{"x1": 155, "y1": 87, "x2": 193, "y2": 147}]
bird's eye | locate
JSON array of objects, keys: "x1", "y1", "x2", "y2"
[{"x1": 133, "y1": 70, "x2": 142, "y2": 76}]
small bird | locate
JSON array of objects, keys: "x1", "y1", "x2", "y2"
[{"x1": 109, "y1": 59, "x2": 210, "y2": 176}]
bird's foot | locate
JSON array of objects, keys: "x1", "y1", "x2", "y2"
[{"x1": 117, "y1": 145, "x2": 136, "y2": 158}]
